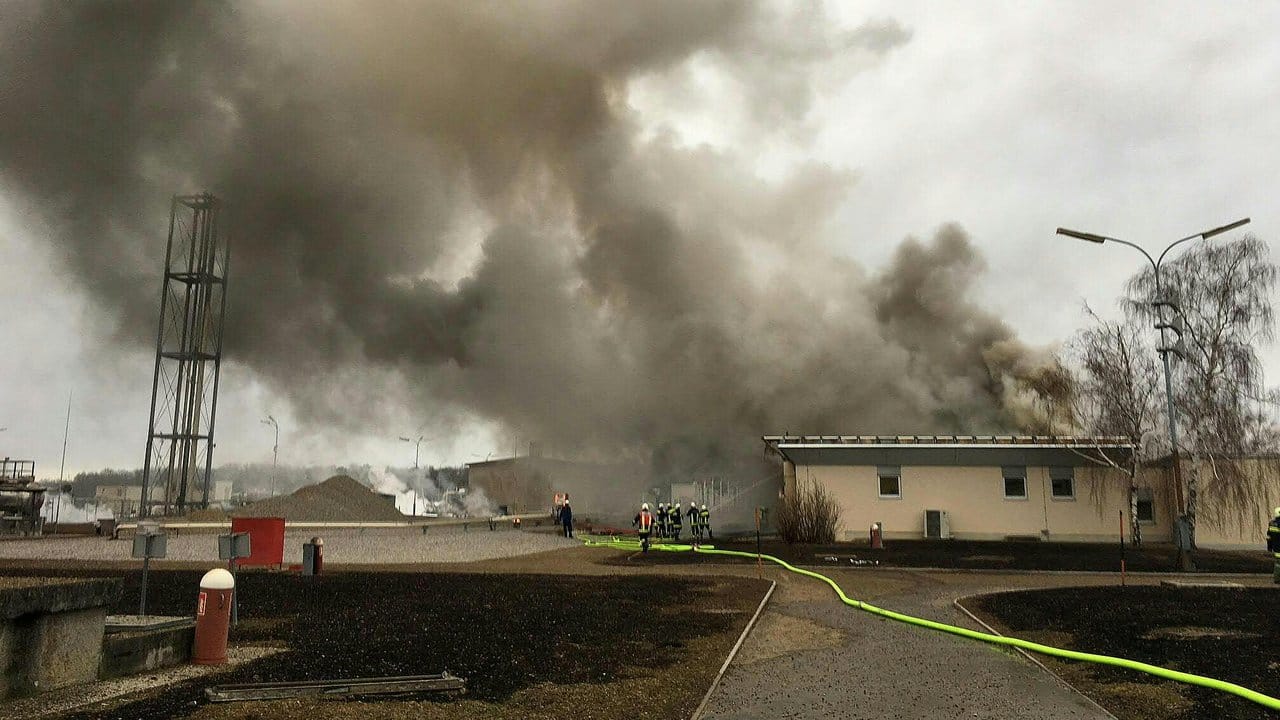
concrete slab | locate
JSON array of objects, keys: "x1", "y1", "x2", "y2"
[
  {"x1": 104, "y1": 615, "x2": 192, "y2": 633},
  {"x1": 1159, "y1": 579, "x2": 1246, "y2": 589}
]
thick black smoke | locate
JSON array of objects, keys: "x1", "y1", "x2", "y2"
[{"x1": 0, "y1": 1, "x2": 1050, "y2": 467}]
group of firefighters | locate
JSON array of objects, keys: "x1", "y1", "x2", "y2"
[{"x1": 632, "y1": 501, "x2": 711, "y2": 552}]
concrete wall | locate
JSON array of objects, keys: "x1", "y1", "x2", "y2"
[{"x1": 0, "y1": 577, "x2": 118, "y2": 698}]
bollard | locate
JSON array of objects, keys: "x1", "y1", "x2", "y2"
[
  {"x1": 193, "y1": 568, "x2": 235, "y2": 665},
  {"x1": 869, "y1": 522, "x2": 884, "y2": 550}
]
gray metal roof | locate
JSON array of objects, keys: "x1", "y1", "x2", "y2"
[{"x1": 763, "y1": 435, "x2": 1134, "y2": 468}]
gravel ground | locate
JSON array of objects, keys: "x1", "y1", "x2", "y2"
[{"x1": 0, "y1": 528, "x2": 577, "y2": 564}]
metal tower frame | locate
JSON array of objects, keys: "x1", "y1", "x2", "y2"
[{"x1": 141, "y1": 193, "x2": 229, "y2": 516}]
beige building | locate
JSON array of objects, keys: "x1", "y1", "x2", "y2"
[
  {"x1": 94, "y1": 484, "x2": 143, "y2": 517},
  {"x1": 766, "y1": 435, "x2": 1280, "y2": 548}
]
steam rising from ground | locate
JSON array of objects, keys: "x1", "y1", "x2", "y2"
[{"x1": 0, "y1": 1, "x2": 1056, "y2": 465}]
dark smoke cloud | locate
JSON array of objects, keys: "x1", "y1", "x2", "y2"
[{"x1": 0, "y1": 1, "x2": 1051, "y2": 464}]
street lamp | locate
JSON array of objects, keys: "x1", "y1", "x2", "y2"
[
  {"x1": 261, "y1": 416, "x2": 279, "y2": 497},
  {"x1": 1056, "y1": 217, "x2": 1250, "y2": 555},
  {"x1": 398, "y1": 434, "x2": 426, "y2": 469}
]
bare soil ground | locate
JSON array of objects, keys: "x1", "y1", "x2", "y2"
[
  {"x1": 714, "y1": 538, "x2": 1271, "y2": 573},
  {"x1": 967, "y1": 585, "x2": 1280, "y2": 720},
  {"x1": 0, "y1": 565, "x2": 768, "y2": 720}
]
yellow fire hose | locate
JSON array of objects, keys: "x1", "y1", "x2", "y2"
[{"x1": 582, "y1": 535, "x2": 1280, "y2": 712}]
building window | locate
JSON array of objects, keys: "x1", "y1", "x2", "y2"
[
  {"x1": 1002, "y1": 466, "x2": 1027, "y2": 499},
  {"x1": 1136, "y1": 487, "x2": 1155, "y2": 523},
  {"x1": 1050, "y1": 467, "x2": 1075, "y2": 499},
  {"x1": 878, "y1": 465, "x2": 901, "y2": 498}
]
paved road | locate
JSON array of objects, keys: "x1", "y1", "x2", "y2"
[{"x1": 704, "y1": 568, "x2": 1115, "y2": 720}]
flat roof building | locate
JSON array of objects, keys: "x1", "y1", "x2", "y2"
[{"x1": 765, "y1": 434, "x2": 1277, "y2": 548}]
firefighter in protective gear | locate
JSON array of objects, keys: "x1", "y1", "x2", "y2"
[
  {"x1": 634, "y1": 502, "x2": 655, "y2": 552},
  {"x1": 656, "y1": 503, "x2": 668, "y2": 539},
  {"x1": 669, "y1": 499, "x2": 683, "y2": 541},
  {"x1": 700, "y1": 503, "x2": 712, "y2": 541},
  {"x1": 1268, "y1": 507, "x2": 1280, "y2": 583},
  {"x1": 687, "y1": 501, "x2": 702, "y2": 543}
]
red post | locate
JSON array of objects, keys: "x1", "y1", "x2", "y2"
[{"x1": 193, "y1": 568, "x2": 235, "y2": 664}]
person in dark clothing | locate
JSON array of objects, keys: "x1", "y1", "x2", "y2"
[
  {"x1": 656, "y1": 503, "x2": 668, "y2": 539},
  {"x1": 560, "y1": 501, "x2": 574, "y2": 538},
  {"x1": 700, "y1": 504, "x2": 712, "y2": 541},
  {"x1": 687, "y1": 501, "x2": 701, "y2": 543},
  {"x1": 669, "y1": 500, "x2": 682, "y2": 541}
]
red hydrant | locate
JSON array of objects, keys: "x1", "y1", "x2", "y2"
[{"x1": 193, "y1": 568, "x2": 235, "y2": 664}]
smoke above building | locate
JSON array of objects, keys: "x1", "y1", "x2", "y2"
[{"x1": 0, "y1": 1, "x2": 1057, "y2": 466}]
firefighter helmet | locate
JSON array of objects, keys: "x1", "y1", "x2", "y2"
[{"x1": 642, "y1": 502, "x2": 650, "y2": 510}]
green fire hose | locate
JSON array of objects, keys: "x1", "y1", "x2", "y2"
[{"x1": 582, "y1": 535, "x2": 1280, "y2": 712}]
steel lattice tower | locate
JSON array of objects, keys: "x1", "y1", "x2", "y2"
[{"x1": 141, "y1": 193, "x2": 229, "y2": 516}]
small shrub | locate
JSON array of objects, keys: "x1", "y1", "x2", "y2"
[{"x1": 776, "y1": 481, "x2": 841, "y2": 544}]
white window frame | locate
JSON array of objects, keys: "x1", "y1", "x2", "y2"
[
  {"x1": 877, "y1": 465, "x2": 902, "y2": 499},
  {"x1": 1002, "y1": 466, "x2": 1028, "y2": 500},
  {"x1": 1049, "y1": 467, "x2": 1075, "y2": 501}
]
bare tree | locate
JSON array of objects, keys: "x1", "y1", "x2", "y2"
[
  {"x1": 1124, "y1": 234, "x2": 1280, "y2": 545},
  {"x1": 1065, "y1": 308, "x2": 1163, "y2": 542}
]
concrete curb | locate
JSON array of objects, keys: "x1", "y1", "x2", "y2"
[
  {"x1": 951, "y1": 591, "x2": 1119, "y2": 720},
  {"x1": 713, "y1": 558, "x2": 1269, "y2": 578},
  {"x1": 690, "y1": 580, "x2": 776, "y2": 720}
]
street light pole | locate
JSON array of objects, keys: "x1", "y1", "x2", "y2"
[
  {"x1": 261, "y1": 416, "x2": 279, "y2": 497},
  {"x1": 1057, "y1": 218, "x2": 1250, "y2": 559},
  {"x1": 398, "y1": 435, "x2": 425, "y2": 469}
]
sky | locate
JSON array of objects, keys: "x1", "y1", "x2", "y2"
[{"x1": 1, "y1": 1, "x2": 1278, "y2": 479}]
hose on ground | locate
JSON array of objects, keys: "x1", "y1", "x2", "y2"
[{"x1": 581, "y1": 534, "x2": 1280, "y2": 712}]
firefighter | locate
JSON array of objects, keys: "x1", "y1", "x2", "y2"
[
  {"x1": 634, "y1": 502, "x2": 654, "y2": 552},
  {"x1": 656, "y1": 502, "x2": 668, "y2": 539},
  {"x1": 1268, "y1": 507, "x2": 1280, "y2": 583},
  {"x1": 687, "y1": 501, "x2": 702, "y2": 543},
  {"x1": 669, "y1": 499, "x2": 682, "y2": 541},
  {"x1": 560, "y1": 500, "x2": 573, "y2": 538},
  {"x1": 700, "y1": 503, "x2": 712, "y2": 541}
]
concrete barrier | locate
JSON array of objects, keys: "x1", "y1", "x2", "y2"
[{"x1": 0, "y1": 577, "x2": 120, "y2": 698}]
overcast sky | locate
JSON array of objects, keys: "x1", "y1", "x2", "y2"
[{"x1": 2, "y1": 1, "x2": 1278, "y2": 478}]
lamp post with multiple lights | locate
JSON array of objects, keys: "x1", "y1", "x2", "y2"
[{"x1": 1056, "y1": 217, "x2": 1250, "y2": 558}]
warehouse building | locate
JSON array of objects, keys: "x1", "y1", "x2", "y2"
[{"x1": 765, "y1": 435, "x2": 1279, "y2": 548}]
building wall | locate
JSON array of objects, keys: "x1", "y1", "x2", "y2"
[
  {"x1": 791, "y1": 457, "x2": 1280, "y2": 547},
  {"x1": 796, "y1": 463, "x2": 1141, "y2": 542}
]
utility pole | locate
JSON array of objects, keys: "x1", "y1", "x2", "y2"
[
  {"x1": 56, "y1": 391, "x2": 71, "y2": 526},
  {"x1": 1057, "y1": 217, "x2": 1250, "y2": 568},
  {"x1": 261, "y1": 416, "x2": 279, "y2": 497}
]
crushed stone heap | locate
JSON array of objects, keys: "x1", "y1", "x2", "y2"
[{"x1": 231, "y1": 475, "x2": 404, "y2": 522}]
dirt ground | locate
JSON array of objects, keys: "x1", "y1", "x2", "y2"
[
  {"x1": 0, "y1": 564, "x2": 768, "y2": 720},
  {"x1": 968, "y1": 585, "x2": 1280, "y2": 720},
  {"x1": 714, "y1": 538, "x2": 1271, "y2": 573}
]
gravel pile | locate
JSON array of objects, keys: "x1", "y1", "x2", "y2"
[
  {"x1": 0, "y1": 527, "x2": 576, "y2": 564},
  {"x1": 232, "y1": 475, "x2": 405, "y2": 521}
]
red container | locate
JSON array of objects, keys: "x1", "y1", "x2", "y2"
[
  {"x1": 230, "y1": 517, "x2": 286, "y2": 568},
  {"x1": 193, "y1": 568, "x2": 235, "y2": 664}
]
